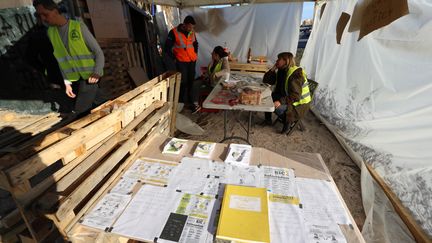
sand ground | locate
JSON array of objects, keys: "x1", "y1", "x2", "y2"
[{"x1": 177, "y1": 109, "x2": 366, "y2": 229}]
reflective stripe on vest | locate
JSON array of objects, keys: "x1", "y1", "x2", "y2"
[
  {"x1": 47, "y1": 20, "x2": 96, "y2": 81},
  {"x1": 208, "y1": 59, "x2": 223, "y2": 76},
  {"x1": 172, "y1": 27, "x2": 197, "y2": 62},
  {"x1": 284, "y1": 66, "x2": 311, "y2": 106}
]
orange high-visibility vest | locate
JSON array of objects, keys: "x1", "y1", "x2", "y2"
[{"x1": 172, "y1": 27, "x2": 197, "y2": 62}]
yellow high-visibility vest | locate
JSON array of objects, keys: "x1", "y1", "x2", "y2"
[
  {"x1": 283, "y1": 66, "x2": 311, "y2": 106},
  {"x1": 47, "y1": 20, "x2": 96, "y2": 81}
]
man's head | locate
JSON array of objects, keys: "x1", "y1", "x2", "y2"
[
  {"x1": 33, "y1": 0, "x2": 64, "y2": 26},
  {"x1": 182, "y1": 15, "x2": 196, "y2": 32},
  {"x1": 276, "y1": 52, "x2": 295, "y2": 69}
]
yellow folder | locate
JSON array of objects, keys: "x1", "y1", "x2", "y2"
[{"x1": 216, "y1": 185, "x2": 270, "y2": 243}]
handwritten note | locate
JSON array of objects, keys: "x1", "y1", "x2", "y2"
[{"x1": 359, "y1": 0, "x2": 409, "y2": 40}]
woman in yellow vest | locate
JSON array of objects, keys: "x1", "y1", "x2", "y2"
[
  {"x1": 34, "y1": 0, "x2": 105, "y2": 115},
  {"x1": 262, "y1": 52, "x2": 311, "y2": 133},
  {"x1": 192, "y1": 46, "x2": 230, "y2": 113}
]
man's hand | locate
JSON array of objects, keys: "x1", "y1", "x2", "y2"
[
  {"x1": 88, "y1": 73, "x2": 101, "y2": 84},
  {"x1": 274, "y1": 100, "x2": 281, "y2": 108},
  {"x1": 65, "y1": 84, "x2": 76, "y2": 98}
]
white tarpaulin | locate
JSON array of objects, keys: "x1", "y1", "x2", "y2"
[
  {"x1": 180, "y1": 3, "x2": 302, "y2": 75},
  {"x1": 301, "y1": 0, "x2": 432, "y2": 242}
]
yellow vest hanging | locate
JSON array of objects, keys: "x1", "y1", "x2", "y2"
[
  {"x1": 285, "y1": 66, "x2": 311, "y2": 106},
  {"x1": 208, "y1": 59, "x2": 223, "y2": 76},
  {"x1": 47, "y1": 20, "x2": 95, "y2": 81}
]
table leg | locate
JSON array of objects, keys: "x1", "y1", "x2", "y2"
[
  {"x1": 224, "y1": 110, "x2": 227, "y2": 140},
  {"x1": 247, "y1": 111, "x2": 252, "y2": 142}
]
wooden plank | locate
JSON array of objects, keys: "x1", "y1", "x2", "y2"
[
  {"x1": 64, "y1": 114, "x2": 170, "y2": 237},
  {"x1": 56, "y1": 104, "x2": 170, "y2": 222},
  {"x1": 0, "y1": 208, "x2": 21, "y2": 228},
  {"x1": 6, "y1": 111, "x2": 123, "y2": 186},
  {"x1": 229, "y1": 62, "x2": 269, "y2": 73},
  {"x1": 54, "y1": 133, "x2": 122, "y2": 193},
  {"x1": 0, "y1": 223, "x2": 27, "y2": 243},
  {"x1": 15, "y1": 134, "x2": 114, "y2": 206},
  {"x1": 170, "y1": 73, "x2": 181, "y2": 136}
]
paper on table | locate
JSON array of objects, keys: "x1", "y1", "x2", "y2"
[
  {"x1": 111, "y1": 185, "x2": 181, "y2": 241},
  {"x1": 296, "y1": 177, "x2": 351, "y2": 225},
  {"x1": 209, "y1": 161, "x2": 228, "y2": 178},
  {"x1": 193, "y1": 142, "x2": 216, "y2": 159},
  {"x1": 160, "y1": 193, "x2": 216, "y2": 243},
  {"x1": 168, "y1": 157, "x2": 211, "y2": 194},
  {"x1": 162, "y1": 138, "x2": 188, "y2": 155},
  {"x1": 224, "y1": 164, "x2": 263, "y2": 187},
  {"x1": 81, "y1": 193, "x2": 131, "y2": 231},
  {"x1": 224, "y1": 144, "x2": 252, "y2": 166},
  {"x1": 268, "y1": 193, "x2": 307, "y2": 243},
  {"x1": 307, "y1": 223, "x2": 347, "y2": 243},
  {"x1": 110, "y1": 177, "x2": 137, "y2": 195},
  {"x1": 262, "y1": 166, "x2": 298, "y2": 199},
  {"x1": 123, "y1": 159, "x2": 176, "y2": 185}
]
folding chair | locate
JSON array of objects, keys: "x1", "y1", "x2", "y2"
[{"x1": 274, "y1": 79, "x2": 319, "y2": 135}]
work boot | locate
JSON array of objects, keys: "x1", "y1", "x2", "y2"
[
  {"x1": 280, "y1": 115, "x2": 289, "y2": 134},
  {"x1": 260, "y1": 112, "x2": 272, "y2": 126}
]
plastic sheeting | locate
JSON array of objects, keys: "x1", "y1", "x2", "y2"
[
  {"x1": 301, "y1": 0, "x2": 432, "y2": 242},
  {"x1": 180, "y1": 3, "x2": 302, "y2": 76}
]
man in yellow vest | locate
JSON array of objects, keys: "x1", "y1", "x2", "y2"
[
  {"x1": 165, "y1": 15, "x2": 198, "y2": 110},
  {"x1": 262, "y1": 52, "x2": 311, "y2": 133},
  {"x1": 34, "y1": 0, "x2": 105, "y2": 115}
]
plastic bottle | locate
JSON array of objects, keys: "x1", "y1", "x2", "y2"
[{"x1": 247, "y1": 48, "x2": 252, "y2": 63}]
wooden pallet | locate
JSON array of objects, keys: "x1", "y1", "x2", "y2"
[
  {"x1": 0, "y1": 71, "x2": 181, "y2": 242},
  {"x1": 229, "y1": 62, "x2": 269, "y2": 73}
]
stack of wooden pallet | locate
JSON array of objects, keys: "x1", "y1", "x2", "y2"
[{"x1": 0, "y1": 71, "x2": 181, "y2": 242}]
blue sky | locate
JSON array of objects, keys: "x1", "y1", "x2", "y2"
[{"x1": 302, "y1": 2, "x2": 314, "y2": 21}]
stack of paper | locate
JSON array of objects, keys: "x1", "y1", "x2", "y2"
[
  {"x1": 225, "y1": 144, "x2": 252, "y2": 166},
  {"x1": 216, "y1": 185, "x2": 270, "y2": 243},
  {"x1": 162, "y1": 138, "x2": 188, "y2": 155},
  {"x1": 193, "y1": 142, "x2": 216, "y2": 159}
]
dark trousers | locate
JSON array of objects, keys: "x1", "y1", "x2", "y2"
[
  {"x1": 176, "y1": 61, "x2": 196, "y2": 104},
  {"x1": 71, "y1": 79, "x2": 105, "y2": 114}
]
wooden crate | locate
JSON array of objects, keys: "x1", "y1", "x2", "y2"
[
  {"x1": 0, "y1": 72, "x2": 181, "y2": 242},
  {"x1": 229, "y1": 62, "x2": 269, "y2": 73}
]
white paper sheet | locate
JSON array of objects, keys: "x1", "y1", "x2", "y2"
[
  {"x1": 111, "y1": 185, "x2": 181, "y2": 241},
  {"x1": 307, "y1": 223, "x2": 347, "y2": 243},
  {"x1": 224, "y1": 164, "x2": 263, "y2": 187},
  {"x1": 193, "y1": 142, "x2": 216, "y2": 159},
  {"x1": 165, "y1": 193, "x2": 216, "y2": 243},
  {"x1": 81, "y1": 193, "x2": 131, "y2": 231},
  {"x1": 262, "y1": 166, "x2": 298, "y2": 197},
  {"x1": 162, "y1": 138, "x2": 188, "y2": 155},
  {"x1": 123, "y1": 159, "x2": 177, "y2": 185},
  {"x1": 224, "y1": 144, "x2": 252, "y2": 166},
  {"x1": 168, "y1": 157, "x2": 211, "y2": 194},
  {"x1": 296, "y1": 177, "x2": 351, "y2": 225},
  {"x1": 110, "y1": 177, "x2": 137, "y2": 195},
  {"x1": 268, "y1": 194, "x2": 307, "y2": 243},
  {"x1": 229, "y1": 195, "x2": 261, "y2": 212}
]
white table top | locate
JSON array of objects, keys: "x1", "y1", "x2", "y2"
[{"x1": 202, "y1": 81, "x2": 275, "y2": 112}]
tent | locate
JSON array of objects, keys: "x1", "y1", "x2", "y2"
[
  {"x1": 301, "y1": 1, "x2": 432, "y2": 242},
  {"x1": 174, "y1": 1, "x2": 432, "y2": 241}
]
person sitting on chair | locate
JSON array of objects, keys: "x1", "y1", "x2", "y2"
[
  {"x1": 262, "y1": 52, "x2": 311, "y2": 133},
  {"x1": 191, "y1": 46, "x2": 230, "y2": 113}
]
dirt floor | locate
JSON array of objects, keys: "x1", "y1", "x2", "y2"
[{"x1": 177, "y1": 109, "x2": 366, "y2": 230}]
